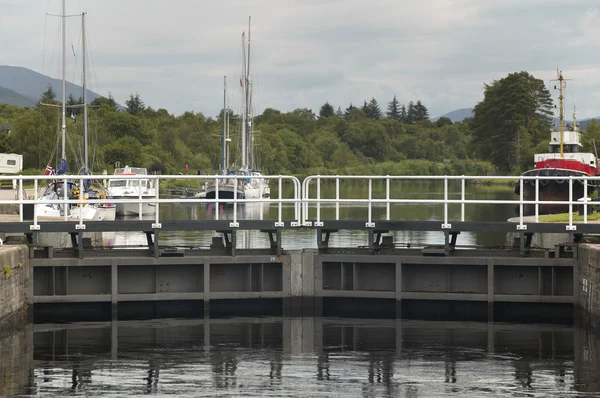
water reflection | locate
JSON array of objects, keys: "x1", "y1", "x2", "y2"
[{"x1": 0, "y1": 318, "x2": 594, "y2": 396}]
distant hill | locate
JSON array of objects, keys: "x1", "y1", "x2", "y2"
[
  {"x1": 433, "y1": 108, "x2": 473, "y2": 122},
  {"x1": 0, "y1": 86, "x2": 36, "y2": 107},
  {"x1": 575, "y1": 118, "x2": 600, "y2": 131},
  {"x1": 0, "y1": 65, "x2": 104, "y2": 105}
]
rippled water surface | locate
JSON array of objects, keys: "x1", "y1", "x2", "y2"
[{"x1": 2, "y1": 317, "x2": 600, "y2": 397}]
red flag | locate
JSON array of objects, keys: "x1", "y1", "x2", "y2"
[{"x1": 44, "y1": 162, "x2": 53, "y2": 176}]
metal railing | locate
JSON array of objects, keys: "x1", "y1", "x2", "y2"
[
  {"x1": 0, "y1": 174, "x2": 301, "y2": 230},
  {"x1": 301, "y1": 175, "x2": 600, "y2": 231},
  {"x1": 0, "y1": 174, "x2": 598, "y2": 231}
]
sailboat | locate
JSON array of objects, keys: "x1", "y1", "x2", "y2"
[
  {"x1": 37, "y1": 4, "x2": 113, "y2": 220},
  {"x1": 238, "y1": 17, "x2": 270, "y2": 199},
  {"x1": 205, "y1": 76, "x2": 245, "y2": 201}
]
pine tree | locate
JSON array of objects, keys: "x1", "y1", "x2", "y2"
[
  {"x1": 406, "y1": 101, "x2": 415, "y2": 124},
  {"x1": 367, "y1": 98, "x2": 382, "y2": 120},
  {"x1": 413, "y1": 100, "x2": 429, "y2": 121},
  {"x1": 361, "y1": 101, "x2": 369, "y2": 117},
  {"x1": 399, "y1": 105, "x2": 407, "y2": 123},
  {"x1": 387, "y1": 95, "x2": 400, "y2": 121},
  {"x1": 319, "y1": 102, "x2": 335, "y2": 118},
  {"x1": 344, "y1": 103, "x2": 356, "y2": 117},
  {"x1": 335, "y1": 106, "x2": 343, "y2": 117},
  {"x1": 37, "y1": 85, "x2": 56, "y2": 107},
  {"x1": 125, "y1": 93, "x2": 146, "y2": 115}
]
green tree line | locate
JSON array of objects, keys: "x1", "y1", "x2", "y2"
[{"x1": 0, "y1": 71, "x2": 574, "y2": 177}]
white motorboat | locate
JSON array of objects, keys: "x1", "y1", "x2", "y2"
[{"x1": 107, "y1": 165, "x2": 157, "y2": 216}]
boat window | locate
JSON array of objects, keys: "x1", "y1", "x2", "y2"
[{"x1": 109, "y1": 180, "x2": 126, "y2": 188}]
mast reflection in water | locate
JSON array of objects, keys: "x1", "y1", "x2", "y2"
[{"x1": 2, "y1": 317, "x2": 599, "y2": 396}]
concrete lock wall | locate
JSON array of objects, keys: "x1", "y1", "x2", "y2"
[
  {"x1": 0, "y1": 245, "x2": 29, "y2": 323},
  {"x1": 578, "y1": 245, "x2": 600, "y2": 330}
]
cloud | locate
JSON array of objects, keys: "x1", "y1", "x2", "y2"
[{"x1": 2, "y1": 0, "x2": 600, "y2": 119}]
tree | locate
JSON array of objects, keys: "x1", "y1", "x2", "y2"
[
  {"x1": 406, "y1": 101, "x2": 415, "y2": 124},
  {"x1": 413, "y1": 100, "x2": 429, "y2": 121},
  {"x1": 436, "y1": 117, "x2": 453, "y2": 127},
  {"x1": 319, "y1": 102, "x2": 335, "y2": 118},
  {"x1": 363, "y1": 98, "x2": 382, "y2": 120},
  {"x1": 335, "y1": 106, "x2": 343, "y2": 117},
  {"x1": 125, "y1": 93, "x2": 145, "y2": 115},
  {"x1": 344, "y1": 103, "x2": 356, "y2": 118},
  {"x1": 387, "y1": 95, "x2": 400, "y2": 121},
  {"x1": 103, "y1": 136, "x2": 143, "y2": 166},
  {"x1": 399, "y1": 105, "x2": 407, "y2": 123},
  {"x1": 37, "y1": 85, "x2": 57, "y2": 107},
  {"x1": 471, "y1": 71, "x2": 553, "y2": 173},
  {"x1": 91, "y1": 93, "x2": 117, "y2": 110}
]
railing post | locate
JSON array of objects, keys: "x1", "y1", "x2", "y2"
[
  {"x1": 517, "y1": 177, "x2": 526, "y2": 231},
  {"x1": 275, "y1": 176, "x2": 283, "y2": 227},
  {"x1": 76, "y1": 177, "x2": 85, "y2": 229},
  {"x1": 442, "y1": 176, "x2": 450, "y2": 229},
  {"x1": 460, "y1": 175, "x2": 465, "y2": 222},
  {"x1": 386, "y1": 176, "x2": 390, "y2": 221},
  {"x1": 567, "y1": 176, "x2": 575, "y2": 231},
  {"x1": 63, "y1": 176, "x2": 68, "y2": 221},
  {"x1": 315, "y1": 176, "x2": 322, "y2": 227},
  {"x1": 215, "y1": 176, "x2": 219, "y2": 221},
  {"x1": 336, "y1": 176, "x2": 340, "y2": 221},
  {"x1": 366, "y1": 178, "x2": 374, "y2": 228},
  {"x1": 153, "y1": 176, "x2": 161, "y2": 229},
  {"x1": 18, "y1": 177, "x2": 23, "y2": 223},
  {"x1": 32, "y1": 177, "x2": 38, "y2": 227},
  {"x1": 584, "y1": 176, "x2": 588, "y2": 224},
  {"x1": 136, "y1": 177, "x2": 142, "y2": 220},
  {"x1": 231, "y1": 177, "x2": 239, "y2": 228},
  {"x1": 535, "y1": 177, "x2": 539, "y2": 223}
]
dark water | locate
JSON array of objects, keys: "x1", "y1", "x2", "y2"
[{"x1": 2, "y1": 317, "x2": 600, "y2": 397}]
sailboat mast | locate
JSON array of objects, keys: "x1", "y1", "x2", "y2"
[
  {"x1": 241, "y1": 32, "x2": 247, "y2": 169},
  {"x1": 558, "y1": 70, "x2": 565, "y2": 159},
  {"x1": 82, "y1": 12, "x2": 88, "y2": 174},
  {"x1": 244, "y1": 16, "x2": 251, "y2": 170},
  {"x1": 61, "y1": 0, "x2": 66, "y2": 162},
  {"x1": 222, "y1": 75, "x2": 226, "y2": 172}
]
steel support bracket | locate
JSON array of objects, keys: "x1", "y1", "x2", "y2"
[
  {"x1": 303, "y1": 221, "x2": 313, "y2": 227},
  {"x1": 566, "y1": 225, "x2": 577, "y2": 231},
  {"x1": 229, "y1": 222, "x2": 239, "y2": 228},
  {"x1": 314, "y1": 221, "x2": 324, "y2": 227},
  {"x1": 75, "y1": 224, "x2": 86, "y2": 230},
  {"x1": 366, "y1": 222, "x2": 375, "y2": 228},
  {"x1": 152, "y1": 223, "x2": 162, "y2": 229},
  {"x1": 290, "y1": 222, "x2": 300, "y2": 227},
  {"x1": 29, "y1": 224, "x2": 40, "y2": 231},
  {"x1": 441, "y1": 223, "x2": 452, "y2": 229},
  {"x1": 516, "y1": 225, "x2": 527, "y2": 231},
  {"x1": 274, "y1": 221, "x2": 284, "y2": 228}
]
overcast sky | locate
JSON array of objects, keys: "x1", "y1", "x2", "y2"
[{"x1": 2, "y1": 0, "x2": 600, "y2": 119}]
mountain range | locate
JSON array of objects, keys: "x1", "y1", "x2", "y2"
[{"x1": 0, "y1": 65, "x2": 103, "y2": 108}]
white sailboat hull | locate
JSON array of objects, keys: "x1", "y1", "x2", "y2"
[
  {"x1": 113, "y1": 198, "x2": 156, "y2": 216},
  {"x1": 35, "y1": 202, "x2": 101, "y2": 220},
  {"x1": 98, "y1": 205, "x2": 116, "y2": 221}
]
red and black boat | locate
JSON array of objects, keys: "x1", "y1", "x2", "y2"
[{"x1": 515, "y1": 71, "x2": 599, "y2": 215}]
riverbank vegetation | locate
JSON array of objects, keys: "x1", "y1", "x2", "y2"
[{"x1": 0, "y1": 71, "x2": 571, "y2": 180}]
